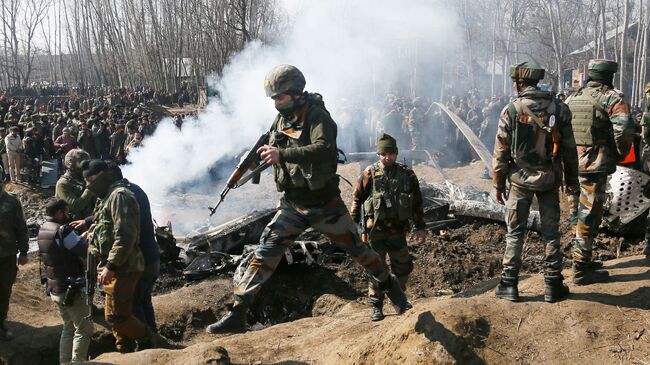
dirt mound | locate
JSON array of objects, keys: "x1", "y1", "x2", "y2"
[{"x1": 93, "y1": 255, "x2": 650, "y2": 365}]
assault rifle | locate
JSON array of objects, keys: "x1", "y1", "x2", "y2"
[
  {"x1": 208, "y1": 131, "x2": 272, "y2": 216},
  {"x1": 85, "y1": 251, "x2": 96, "y2": 319}
]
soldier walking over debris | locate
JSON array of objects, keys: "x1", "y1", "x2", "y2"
[
  {"x1": 206, "y1": 65, "x2": 410, "y2": 334},
  {"x1": 493, "y1": 62, "x2": 579, "y2": 303},
  {"x1": 566, "y1": 60, "x2": 635, "y2": 284},
  {"x1": 350, "y1": 133, "x2": 425, "y2": 321}
]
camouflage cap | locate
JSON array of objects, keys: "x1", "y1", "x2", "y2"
[
  {"x1": 510, "y1": 62, "x2": 545, "y2": 81},
  {"x1": 64, "y1": 149, "x2": 91, "y2": 168},
  {"x1": 264, "y1": 64, "x2": 306, "y2": 97},
  {"x1": 588, "y1": 59, "x2": 618, "y2": 73}
]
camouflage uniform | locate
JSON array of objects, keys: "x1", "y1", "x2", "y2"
[
  {"x1": 55, "y1": 149, "x2": 95, "y2": 220},
  {"x1": 87, "y1": 178, "x2": 149, "y2": 350},
  {"x1": 208, "y1": 65, "x2": 408, "y2": 335},
  {"x1": 0, "y1": 187, "x2": 28, "y2": 333},
  {"x1": 566, "y1": 61, "x2": 634, "y2": 270},
  {"x1": 233, "y1": 95, "x2": 390, "y2": 306},
  {"x1": 407, "y1": 98, "x2": 426, "y2": 149},
  {"x1": 351, "y1": 157, "x2": 425, "y2": 311},
  {"x1": 55, "y1": 172, "x2": 95, "y2": 220},
  {"x1": 493, "y1": 62, "x2": 579, "y2": 302}
]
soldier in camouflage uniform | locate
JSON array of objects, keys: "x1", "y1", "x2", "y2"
[
  {"x1": 493, "y1": 62, "x2": 579, "y2": 303},
  {"x1": 55, "y1": 149, "x2": 96, "y2": 221},
  {"x1": 0, "y1": 179, "x2": 29, "y2": 341},
  {"x1": 407, "y1": 98, "x2": 426, "y2": 150},
  {"x1": 566, "y1": 60, "x2": 635, "y2": 284},
  {"x1": 351, "y1": 133, "x2": 425, "y2": 321},
  {"x1": 206, "y1": 65, "x2": 409, "y2": 334},
  {"x1": 83, "y1": 160, "x2": 156, "y2": 351}
]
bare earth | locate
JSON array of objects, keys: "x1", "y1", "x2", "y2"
[{"x1": 2, "y1": 161, "x2": 649, "y2": 364}]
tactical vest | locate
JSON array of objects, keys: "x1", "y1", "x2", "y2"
[
  {"x1": 507, "y1": 98, "x2": 560, "y2": 164},
  {"x1": 269, "y1": 95, "x2": 337, "y2": 192},
  {"x1": 37, "y1": 221, "x2": 84, "y2": 294},
  {"x1": 363, "y1": 162, "x2": 414, "y2": 222},
  {"x1": 568, "y1": 87, "x2": 612, "y2": 146}
]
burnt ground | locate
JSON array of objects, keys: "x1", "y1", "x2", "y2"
[{"x1": 2, "y1": 162, "x2": 650, "y2": 363}]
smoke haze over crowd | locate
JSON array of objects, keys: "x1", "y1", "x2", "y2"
[{"x1": 122, "y1": 0, "x2": 459, "y2": 234}]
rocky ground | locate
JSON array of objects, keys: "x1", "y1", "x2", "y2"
[{"x1": 1, "y1": 161, "x2": 649, "y2": 364}]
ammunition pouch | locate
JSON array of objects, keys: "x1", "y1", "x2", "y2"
[{"x1": 364, "y1": 163, "x2": 414, "y2": 223}]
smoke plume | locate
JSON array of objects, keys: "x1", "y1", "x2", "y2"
[{"x1": 122, "y1": 0, "x2": 459, "y2": 235}]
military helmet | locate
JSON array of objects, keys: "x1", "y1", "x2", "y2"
[
  {"x1": 588, "y1": 59, "x2": 618, "y2": 73},
  {"x1": 64, "y1": 149, "x2": 90, "y2": 168},
  {"x1": 264, "y1": 64, "x2": 306, "y2": 97},
  {"x1": 510, "y1": 62, "x2": 545, "y2": 81}
]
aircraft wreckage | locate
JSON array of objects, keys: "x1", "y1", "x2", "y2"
[{"x1": 176, "y1": 104, "x2": 650, "y2": 280}]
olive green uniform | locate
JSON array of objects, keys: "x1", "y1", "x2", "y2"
[
  {"x1": 233, "y1": 96, "x2": 391, "y2": 306},
  {"x1": 55, "y1": 171, "x2": 96, "y2": 220},
  {"x1": 87, "y1": 180, "x2": 149, "y2": 350}
]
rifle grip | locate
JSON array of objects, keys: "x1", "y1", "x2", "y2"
[{"x1": 252, "y1": 173, "x2": 261, "y2": 184}]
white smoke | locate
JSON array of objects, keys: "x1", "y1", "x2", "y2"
[{"x1": 122, "y1": 0, "x2": 459, "y2": 235}]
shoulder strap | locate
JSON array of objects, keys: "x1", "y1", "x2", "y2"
[
  {"x1": 582, "y1": 92, "x2": 610, "y2": 119},
  {"x1": 514, "y1": 99, "x2": 550, "y2": 132}
]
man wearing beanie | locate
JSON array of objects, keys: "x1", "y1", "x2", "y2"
[
  {"x1": 350, "y1": 133, "x2": 425, "y2": 321},
  {"x1": 566, "y1": 60, "x2": 635, "y2": 284},
  {"x1": 82, "y1": 159, "x2": 156, "y2": 352}
]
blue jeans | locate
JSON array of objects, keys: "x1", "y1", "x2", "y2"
[{"x1": 132, "y1": 260, "x2": 159, "y2": 332}]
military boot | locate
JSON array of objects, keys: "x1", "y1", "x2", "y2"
[
  {"x1": 544, "y1": 274, "x2": 570, "y2": 303},
  {"x1": 380, "y1": 274, "x2": 411, "y2": 314},
  {"x1": 370, "y1": 301, "x2": 385, "y2": 322},
  {"x1": 573, "y1": 261, "x2": 609, "y2": 285},
  {"x1": 495, "y1": 272, "x2": 519, "y2": 302},
  {"x1": 206, "y1": 304, "x2": 248, "y2": 334},
  {"x1": 585, "y1": 260, "x2": 604, "y2": 270},
  {"x1": 643, "y1": 241, "x2": 650, "y2": 259}
]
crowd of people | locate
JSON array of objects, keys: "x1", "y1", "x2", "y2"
[{"x1": 0, "y1": 88, "x2": 195, "y2": 186}]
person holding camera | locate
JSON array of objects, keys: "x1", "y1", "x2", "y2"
[{"x1": 37, "y1": 199, "x2": 93, "y2": 363}]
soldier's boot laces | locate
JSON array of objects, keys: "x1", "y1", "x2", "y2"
[
  {"x1": 370, "y1": 301, "x2": 385, "y2": 322},
  {"x1": 572, "y1": 261, "x2": 609, "y2": 285},
  {"x1": 544, "y1": 274, "x2": 570, "y2": 303},
  {"x1": 495, "y1": 274, "x2": 519, "y2": 302},
  {"x1": 381, "y1": 274, "x2": 411, "y2": 314},
  {"x1": 206, "y1": 305, "x2": 248, "y2": 334}
]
